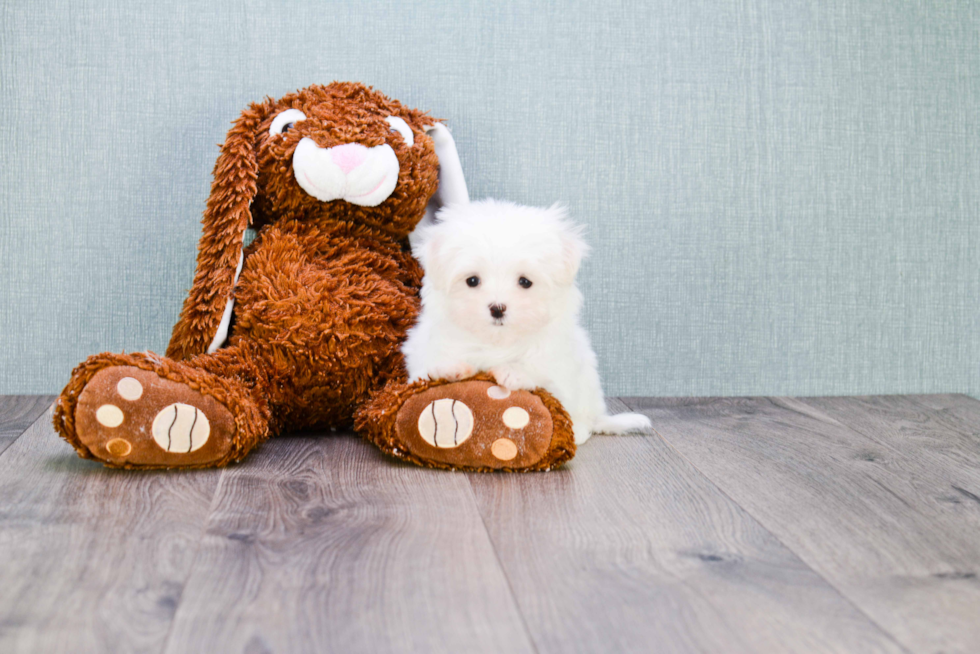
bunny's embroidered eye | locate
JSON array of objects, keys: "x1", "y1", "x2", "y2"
[
  {"x1": 385, "y1": 116, "x2": 415, "y2": 147},
  {"x1": 270, "y1": 109, "x2": 307, "y2": 137},
  {"x1": 466, "y1": 276, "x2": 480, "y2": 288},
  {"x1": 518, "y1": 276, "x2": 533, "y2": 289}
]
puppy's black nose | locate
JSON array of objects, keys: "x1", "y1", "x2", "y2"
[{"x1": 489, "y1": 303, "x2": 506, "y2": 319}]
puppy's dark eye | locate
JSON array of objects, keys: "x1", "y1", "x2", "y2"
[
  {"x1": 518, "y1": 276, "x2": 533, "y2": 289},
  {"x1": 466, "y1": 276, "x2": 480, "y2": 288},
  {"x1": 282, "y1": 123, "x2": 294, "y2": 134}
]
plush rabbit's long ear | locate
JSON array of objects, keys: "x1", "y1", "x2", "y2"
[
  {"x1": 409, "y1": 122, "x2": 470, "y2": 249},
  {"x1": 166, "y1": 103, "x2": 267, "y2": 360}
]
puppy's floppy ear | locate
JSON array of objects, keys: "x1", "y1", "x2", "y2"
[
  {"x1": 553, "y1": 205, "x2": 590, "y2": 286},
  {"x1": 409, "y1": 122, "x2": 469, "y2": 249},
  {"x1": 166, "y1": 100, "x2": 271, "y2": 360},
  {"x1": 413, "y1": 231, "x2": 449, "y2": 290}
]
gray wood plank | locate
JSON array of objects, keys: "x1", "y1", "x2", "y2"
[
  {"x1": 903, "y1": 393, "x2": 980, "y2": 449},
  {"x1": 0, "y1": 407, "x2": 220, "y2": 654},
  {"x1": 0, "y1": 395, "x2": 55, "y2": 453},
  {"x1": 466, "y1": 399, "x2": 905, "y2": 654},
  {"x1": 163, "y1": 433, "x2": 535, "y2": 654},
  {"x1": 799, "y1": 395, "x2": 980, "y2": 509},
  {"x1": 908, "y1": 393, "x2": 980, "y2": 415},
  {"x1": 624, "y1": 396, "x2": 980, "y2": 654}
]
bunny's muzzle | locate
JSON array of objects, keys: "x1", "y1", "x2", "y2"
[{"x1": 292, "y1": 137, "x2": 399, "y2": 207}]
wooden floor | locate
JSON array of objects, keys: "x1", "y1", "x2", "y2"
[{"x1": 1, "y1": 395, "x2": 978, "y2": 653}]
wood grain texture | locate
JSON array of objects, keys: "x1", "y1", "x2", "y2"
[
  {"x1": 625, "y1": 396, "x2": 980, "y2": 654},
  {"x1": 799, "y1": 394, "x2": 980, "y2": 513},
  {"x1": 466, "y1": 399, "x2": 904, "y2": 654},
  {"x1": 4, "y1": 394, "x2": 978, "y2": 652},
  {"x1": 162, "y1": 433, "x2": 535, "y2": 654},
  {"x1": 0, "y1": 407, "x2": 220, "y2": 653},
  {"x1": 0, "y1": 395, "x2": 54, "y2": 453},
  {"x1": 904, "y1": 394, "x2": 980, "y2": 448}
]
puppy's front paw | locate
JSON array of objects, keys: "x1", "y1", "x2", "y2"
[
  {"x1": 427, "y1": 362, "x2": 475, "y2": 382},
  {"x1": 490, "y1": 367, "x2": 535, "y2": 391}
]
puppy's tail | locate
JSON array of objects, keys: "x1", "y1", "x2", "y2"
[{"x1": 594, "y1": 412, "x2": 652, "y2": 435}]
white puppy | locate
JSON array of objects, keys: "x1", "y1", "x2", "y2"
[{"x1": 402, "y1": 199, "x2": 651, "y2": 444}]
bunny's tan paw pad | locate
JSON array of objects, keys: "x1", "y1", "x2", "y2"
[
  {"x1": 393, "y1": 380, "x2": 568, "y2": 471},
  {"x1": 74, "y1": 366, "x2": 235, "y2": 467}
]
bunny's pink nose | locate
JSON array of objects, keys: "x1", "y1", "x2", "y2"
[{"x1": 330, "y1": 143, "x2": 368, "y2": 174}]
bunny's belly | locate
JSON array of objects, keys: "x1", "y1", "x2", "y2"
[{"x1": 223, "y1": 233, "x2": 420, "y2": 425}]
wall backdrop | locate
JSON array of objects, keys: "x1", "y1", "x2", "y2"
[{"x1": 2, "y1": 0, "x2": 978, "y2": 397}]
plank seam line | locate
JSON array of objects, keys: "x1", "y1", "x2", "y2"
[
  {"x1": 0, "y1": 399, "x2": 56, "y2": 464},
  {"x1": 783, "y1": 397, "x2": 931, "y2": 462},
  {"x1": 621, "y1": 398, "x2": 914, "y2": 654},
  {"x1": 157, "y1": 465, "x2": 230, "y2": 654},
  {"x1": 792, "y1": 396, "x2": 980, "y2": 486},
  {"x1": 464, "y1": 478, "x2": 542, "y2": 654}
]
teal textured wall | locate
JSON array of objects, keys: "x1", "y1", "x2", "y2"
[{"x1": 1, "y1": 0, "x2": 978, "y2": 396}]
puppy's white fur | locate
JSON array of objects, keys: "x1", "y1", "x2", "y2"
[{"x1": 403, "y1": 199, "x2": 651, "y2": 444}]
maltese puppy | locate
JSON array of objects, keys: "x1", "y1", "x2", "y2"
[{"x1": 402, "y1": 199, "x2": 651, "y2": 444}]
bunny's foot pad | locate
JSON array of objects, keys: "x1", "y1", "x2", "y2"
[
  {"x1": 73, "y1": 366, "x2": 236, "y2": 468},
  {"x1": 357, "y1": 376, "x2": 576, "y2": 472}
]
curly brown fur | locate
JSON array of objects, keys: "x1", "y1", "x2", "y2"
[{"x1": 167, "y1": 83, "x2": 438, "y2": 362}]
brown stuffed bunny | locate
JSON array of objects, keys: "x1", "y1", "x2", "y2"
[{"x1": 53, "y1": 82, "x2": 575, "y2": 472}]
